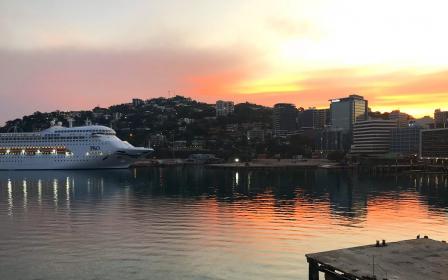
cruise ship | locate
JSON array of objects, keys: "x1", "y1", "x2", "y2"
[{"x1": 0, "y1": 122, "x2": 153, "y2": 170}]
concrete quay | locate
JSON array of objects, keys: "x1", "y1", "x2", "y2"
[
  {"x1": 207, "y1": 159, "x2": 346, "y2": 170},
  {"x1": 306, "y1": 237, "x2": 448, "y2": 280}
]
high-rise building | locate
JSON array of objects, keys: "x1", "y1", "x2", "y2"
[
  {"x1": 273, "y1": 103, "x2": 298, "y2": 137},
  {"x1": 434, "y1": 109, "x2": 448, "y2": 128},
  {"x1": 420, "y1": 128, "x2": 448, "y2": 159},
  {"x1": 299, "y1": 108, "x2": 330, "y2": 129},
  {"x1": 350, "y1": 119, "x2": 396, "y2": 155},
  {"x1": 330, "y1": 95, "x2": 368, "y2": 130},
  {"x1": 216, "y1": 101, "x2": 235, "y2": 117}
]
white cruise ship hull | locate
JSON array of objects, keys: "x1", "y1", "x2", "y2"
[
  {"x1": 0, "y1": 125, "x2": 153, "y2": 170},
  {"x1": 0, "y1": 152, "x2": 144, "y2": 170}
]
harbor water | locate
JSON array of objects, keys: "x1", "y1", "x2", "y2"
[{"x1": 1, "y1": 167, "x2": 448, "y2": 280}]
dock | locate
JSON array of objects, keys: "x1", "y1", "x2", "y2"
[{"x1": 306, "y1": 237, "x2": 448, "y2": 280}]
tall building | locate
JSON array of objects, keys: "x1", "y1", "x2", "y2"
[
  {"x1": 350, "y1": 119, "x2": 396, "y2": 155},
  {"x1": 330, "y1": 95, "x2": 368, "y2": 130},
  {"x1": 299, "y1": 108, "x2": 330, "y2": 129},
  {"x1": 434, "y1": 109, "x2": 448, "y2": 128},
  {"x1": 273, "y1": 103, "x2": 298, "y2": 137},
  {"x1": 420, "y1": 128, "x2": 448, "y2": 159},
  {"x1": 216, "y1": 101, "x2": 235, "y2": 117}
]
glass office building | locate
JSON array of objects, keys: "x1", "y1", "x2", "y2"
[{"x1": 330, "y1": 95, "x2": 368, "y2": 130}]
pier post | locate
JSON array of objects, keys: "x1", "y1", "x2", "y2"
[
  {"x1": 308, "y1": 259, "x2": 319, "y2": 280},
  {"x1": 324, "y1": 272, "x2": 339, "y2": 280}
]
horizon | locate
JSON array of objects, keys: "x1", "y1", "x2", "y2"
[{"x1": 2, "y1": 0, "x2": 448, "y2": 122}]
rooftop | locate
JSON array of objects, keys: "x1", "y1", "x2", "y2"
[{"x1": 306, "y1": 238, "x2": 448, "y2": 280}]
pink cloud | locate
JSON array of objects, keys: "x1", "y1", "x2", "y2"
[{"x1": 0, "y1": 47, "x2": 256, "y2": 122}]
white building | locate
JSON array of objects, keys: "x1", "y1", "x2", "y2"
[
  {"x1": 216, "y1": 100, "x2": 235, "y2": 117},
  {"x1": 350, "y1": 119, "x2": 397, "y2": 155}
]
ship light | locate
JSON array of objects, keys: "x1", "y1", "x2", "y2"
[
  {"x1": 6, "y1": 149, "x2": 10, "y2": 154},
  {"x1": 36, "y1": 150, "x2": 41, "y2": 154},
  {"x1": 52, "y1": 149, "x2": 56, "y2": 154},
  {"x1": 21, "y1": 149, "x2": 25, "y2": 155}
]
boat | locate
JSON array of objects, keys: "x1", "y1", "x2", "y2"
[{"x1": 0, "y1": 122, "x2": 153, "y2": 170}]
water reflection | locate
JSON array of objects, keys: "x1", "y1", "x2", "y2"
[
  {"x1": 7, "y1": 179, "x2": 12, "y2": 216},
  {"x1": 22, "y1": 179, "x2": 27, "y2": 209},
  {"x1": 0, "y1": 167, "x2": 447, "y2": 280},
  {"x1": 1, "y1": 168, "x2": 448, "y2": 223}
]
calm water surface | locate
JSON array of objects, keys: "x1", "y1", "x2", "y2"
[{"x1": 1, "y1": 167, "x2": 448, "y2": 280}]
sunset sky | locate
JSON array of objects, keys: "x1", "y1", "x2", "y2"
[{"x1": 1, "y1": 0, "x2": 448, "y2": 122}]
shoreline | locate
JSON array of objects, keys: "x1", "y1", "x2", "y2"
[{"x1": 131, "y1": 159, "x2": 448, "y2": 174}]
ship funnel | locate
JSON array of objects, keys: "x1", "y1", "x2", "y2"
[{"x1": 67, "y1": 118, "x2": 74, "y2": 128}]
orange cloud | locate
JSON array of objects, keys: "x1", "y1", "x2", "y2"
[{"x1": 230, "y1": 68, "x2": 448, "y2": 117}]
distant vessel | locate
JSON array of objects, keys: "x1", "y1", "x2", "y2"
[{"x1": 0, "y1": 122, "x2": 153, "y2": 170}]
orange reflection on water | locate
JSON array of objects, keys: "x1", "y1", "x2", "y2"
[{"x1": 364, "y1": 192, "x2": 448, "y2": 241}]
